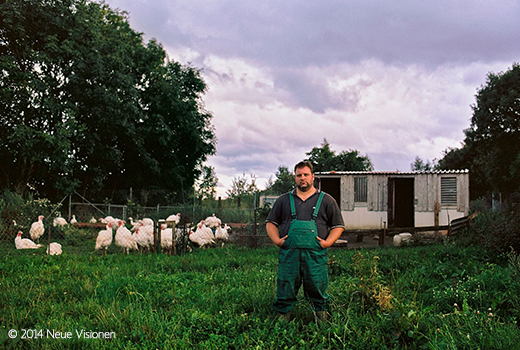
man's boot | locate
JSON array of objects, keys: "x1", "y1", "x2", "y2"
[
  {"x1": 276, "y1": 311, "x2": 291, "y2": 322},
  {"x1": 316, "y1": 310, "x2": 328, "y2": 324}
]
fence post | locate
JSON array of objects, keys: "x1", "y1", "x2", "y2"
[
  {"x1": 47, "y1": 218, "x2": 51, "y2": 252},
  {"x1": 156, "y1": 220, "x2": 163, "y2": 254},
  {"x1": 379, "y1": 222, "x2": 386, "y2": 246}
]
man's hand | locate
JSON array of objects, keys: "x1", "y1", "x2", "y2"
[
  {"x1": 275, "y1": 235, "x2": 288, "y2": 247},
  {"x1": 317, "y1": 236, "x2": 330, "y2": 248},
  {"x1": 267, "y1": 222, "x2": 288, "y2": 247},
  {"x1": 317, "y1": 227, "x2": 344, "y2": 248}
]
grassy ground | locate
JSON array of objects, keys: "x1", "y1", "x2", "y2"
[{"x1": 2, "y1": 242, "x2": 520, "y2": 349}]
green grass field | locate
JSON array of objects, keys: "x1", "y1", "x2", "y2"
[{"x1": 2, "y1": 242, "x2": 520, "y2": 349}]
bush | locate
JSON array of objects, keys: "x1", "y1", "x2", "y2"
[
  {"x1": 0, "y1": 190, "x2": 61, "y2": 242},
  {"x1": 470, "y1": 197, "x2": 489, "y2": 215},
  {"x1": 457, "y1": 209, "x2": 520, "y2": 258}
]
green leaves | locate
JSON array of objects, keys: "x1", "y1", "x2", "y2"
[
  {"x1": 305, "y1": 139, "x2": 374, "y2": 172},
  {"x1": 0, "y1": 0, "x2": 216, "y2": 203}
]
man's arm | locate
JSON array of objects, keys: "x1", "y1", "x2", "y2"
[
  {"x1": 266, "y1": 222, "x2": 287, "y2": 247},
  {"x1": 317, "y1": 226, "x2": 344, "y2": 249}
]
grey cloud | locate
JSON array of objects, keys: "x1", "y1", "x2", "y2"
[
  {"x1": 273, "y1": 72, "x2": 334, "y2": 113},
  {"x1": 114, "y1": 0, "x2": 520, "y2": 69},
  {"x1": 156, "y1": 1, "x2": 519, "y2": 67},
  {"x1": 272, "y1": 69, "x2": 368, "y2": 114}
]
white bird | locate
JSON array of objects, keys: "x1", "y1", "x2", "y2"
[
  {"x1": 393, "y1": 232, "x2": 413, "y2": 247},
  {"x1": 53, "y1": 217, "x2": 68, "y2": 227},
  {"x1": 15, "y1": 231, "x2": 44, "y2": 249},
  {"x1": 47, "y1": 242, "x2": 62, "y2": 255},
  {"x1": 115, "y1": 220, "x2": 138, "y2": 254},
  {"x1": 204, "y1": 214, "x2": 221, "y2": 230},
  {"x1": 140, "y1": 223, "x2": 155, "y2": 247},
  {"x1": 133, "y1": 225, "x2": 154, "y2": 252},
  {"x1": 160, "y1": 224, "x2": 174, "y2": 254},
  {"x1": 29, "y1": 215, "x2": 45, "y2": 242},
  {"x1": 127, "y1": 217, "x2": 141, "y2": 231},
  {"x1": 100, "y1": 216, "x2": 118, "y2": 227},
  {"x1": 189, "y1": 221, "x2": 215, "y2": 247},
  {"x1": 95, "y1": 222, "x2": 114, "y2": 255},
  {"x1": 166, "y1": 213, "x2": 181, "y2": 224},
  {"x1": 89, "y1": 216, "x2": 98, "y2": 224},
  {"x1": 70, "y1": 215, "x2": 77, "y2": 224},
  {"x1": 140, "y1": 218, "x2": 154, "y2": 227},
  {"x1": 215, "y1": 224, "x2": 230, "y2": 241}
]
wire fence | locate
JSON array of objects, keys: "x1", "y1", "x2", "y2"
[{"x1": 2, "y1": 193, "x2": 271, "y2": 255}]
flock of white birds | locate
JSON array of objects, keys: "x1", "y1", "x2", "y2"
[{"x1": 14, "y1": 213, "x2": 232, "y2": 256}]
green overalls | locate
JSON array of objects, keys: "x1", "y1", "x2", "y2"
[{"x1": 273, "y1": 192, "x2": 330, "y2": 314}]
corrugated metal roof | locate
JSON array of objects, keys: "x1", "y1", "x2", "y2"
[{"x1": 315, "y1": 169, "x2": 469, "y2": 175}]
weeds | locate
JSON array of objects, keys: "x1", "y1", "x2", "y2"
[{"x1": 1, "y1": 244, "x2": 520, "y2": 349}]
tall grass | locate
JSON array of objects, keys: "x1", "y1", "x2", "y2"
[{"x1": 2, "y1": 243, "x2": 520, "y2": 349}]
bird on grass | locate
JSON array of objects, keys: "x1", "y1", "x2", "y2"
[
  {"x1": 30, "y1": 215, "x2": 45, "y2": 243},
  {"x1": 215, "y1": 224, "x2": 231, "y2": 241},
  {"x1": 189, "y1": 221, "x2": 215, "y2": 248},
  {"x1": 100, "y1": 216, "x2": 118, "y2": 227},
  {"x1": 47, "y1": 242, "x2": 62, "y2": 255},
  {"x1": 166, "y1": 213, "x2": 181, "y2": 225},
  {"x1": 204, "y1": 214, "x2": 221, "y2": 230},
  {"x1": 53, "y1": 217, "x2": 68, "y2": 227},
  {"x1": 95, "y1": 222, "x2": 113, "y2": 255},
  {"x1": 133, "y1": 226, "x2": 153, "y2": 253},
  {"x1": 15, "y1": 231, "x2": 44, "y2": 249},
  {"x1": 115, "y1": 220, "x2": 138, "y2": 254},
  {"x1": 160, "y1": 223, "x2": 174, "y2": 254}
]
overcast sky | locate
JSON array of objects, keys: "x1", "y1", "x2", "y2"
[{"x1": 103, "y1": 0, "x2": 520, "y2": 197}]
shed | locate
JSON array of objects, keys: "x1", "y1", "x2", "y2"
[{"x1": 314, "y1": 170, "x2": 469, "y2": 230}]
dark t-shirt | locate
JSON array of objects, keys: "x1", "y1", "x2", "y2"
[{"x1": 266, "y1": 190, "x2": 345, "y2": 239}]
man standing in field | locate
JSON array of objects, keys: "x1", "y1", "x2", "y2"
[{"x1": 266, "y1": 161, "x2": 345, "y2": 322}]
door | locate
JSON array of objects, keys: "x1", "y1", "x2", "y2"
[
  {"x1": 319, "y1": 177, "x2": 341, "y2": 207},
  {"x1": 388, "y1": 178, "x2": 414, "y2": 228}
]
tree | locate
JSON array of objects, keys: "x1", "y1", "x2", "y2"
[
  {"x1": 305, "y1": 139, "x2": 336, "y2": 172},
  {"x1": 438, "y1": 63, "x2": 520, "y2": 199},
  {"x1": 264, "y1": 166, "x2": 294, "y2": 195},
  {"x1": 0, "y1": 0, "x2": 216, "y2": 203},
  {"x1": 305, "y1": 139, "x2": 373, "y2": 172},
  {"x1": 334, "y1": 149, "x2": 374, "y2": 172},
  {"x1": 226, "y1": 173, "x2": 258, "y2": 208},
  {"x1": 410, "y1": 156, "x2": 437, "y2": 171},
  {"x1": 195, "y1": 165, "x2": 218, "y2": 202}
]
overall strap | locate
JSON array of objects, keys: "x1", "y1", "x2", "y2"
[
  {"x1": 289, "y1": 192, "x2": 297, "y2": 219},
  {"x1": 312, "y1": 191, "x2": 326, "y2": 220},
  {"x1": 289, "y1": 191, "x2": 326, "y2": 220}
]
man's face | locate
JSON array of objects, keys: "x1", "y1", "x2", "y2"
[{"x1": 295, "y1": 166, "x2": 314, "y2": 192}]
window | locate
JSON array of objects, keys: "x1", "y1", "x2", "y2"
[
  {"x1": 354, "y1": 176, "x2": 368, "y2": 203},
  {"x1": 441, "y1": 177, "x2": 457, "y2": 205}
]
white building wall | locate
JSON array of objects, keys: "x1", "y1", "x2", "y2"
[
  {"x1": 343, "y1": 207, "x2": 467, "y2": 230},
  {"x1": 342, "y1": 206, "x2": 387, "y2": 230}
]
